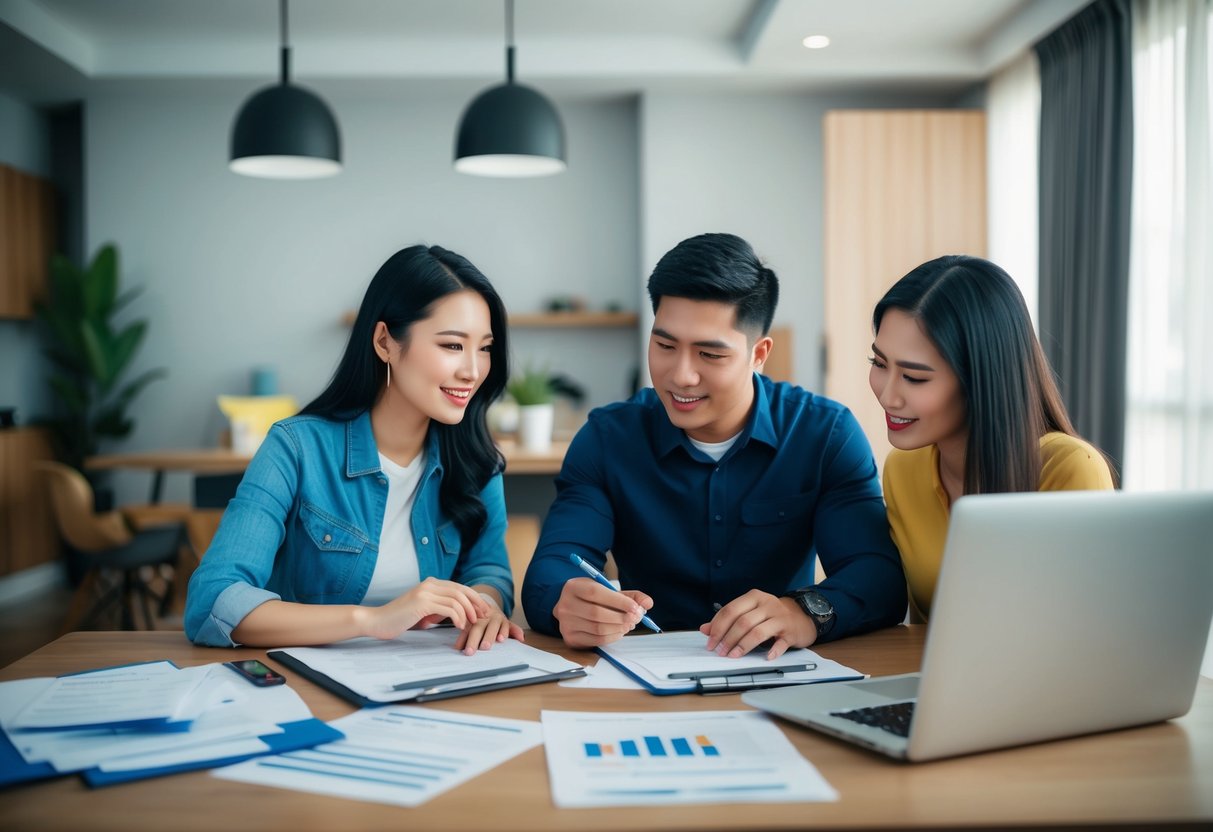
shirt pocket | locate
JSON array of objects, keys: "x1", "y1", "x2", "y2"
[
  {"x1": 435, "y1": 522, "x2": 462, "y2": 578},
  {"x1": 294, "y1": 502, "x2": 368, "y2": 600},
  {"x1": 741, "y1": 492, "x2": 815, "y2": 526}
]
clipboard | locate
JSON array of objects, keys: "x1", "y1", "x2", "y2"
[
  {"x1": 595, "y1": 648, "x2": 863, "y2": 695},
  {"x1": 267, "y1": 650, "x2": 586, "y2": 707}
]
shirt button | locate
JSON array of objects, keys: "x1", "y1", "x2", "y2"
[
  {"x1": 420, "y1": 536, "x2": 429, "y2": 545},
  {"x1": 379, "y1": 477, "x2": 387, "y2": 486},
  {"x1": 714, "y1": 514, "x2": 722, "y2": 522},
  {"x1": 715, "y1": 467, "x2": 721, "y2": 473},
  {"x1": 714, "y1": 559, "x2": 723, "y2": 567},
  {"x1": 323, "y1": 534, "x2": 332, "y2": 543},
  {"x1": 778, "y1": 510, "x2": 786, "y2": 518}
]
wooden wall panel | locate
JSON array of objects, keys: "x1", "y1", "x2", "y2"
[
  {"x1": 824, "y1": 110, "x2": 987, "y2": 471},
  {"x1": 0, "y1": 428, "x2": 60, "y2": 576},
  {"x1": 0, "y1": 162, "x2": 55, "y2": 319}
]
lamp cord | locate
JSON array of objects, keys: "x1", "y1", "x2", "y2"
[
  {"x1": 505, "y1": 0, "x2": 515, "y2": 83},
  {"x1": 279, "y1": 0, "x2": 291, "y2": 85}
]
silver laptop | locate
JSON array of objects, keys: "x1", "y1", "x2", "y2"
[{"x1": 743, "y1": 490, "x2": 1213, "y2": 761}]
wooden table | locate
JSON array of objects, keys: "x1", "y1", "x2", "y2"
[{"x1": 1, "y1": 626, "x2": 1209, "y2": 830}]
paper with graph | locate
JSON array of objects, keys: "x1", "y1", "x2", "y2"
[{"x1": 540, "y1": 709, "x2": 837, "y2": 807}]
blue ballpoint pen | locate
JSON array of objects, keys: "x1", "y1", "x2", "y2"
[{"x1": 569, "y1": 553, "x2": 662, "y2": 633}]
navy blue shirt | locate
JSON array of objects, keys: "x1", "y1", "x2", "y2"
[{"x1": 521, "y1": 374, "x2": 906, "y2": 641}]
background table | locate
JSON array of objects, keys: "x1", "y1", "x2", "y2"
[{"x1": 1, "y1": 626, "x2": 1209, "y2": 831}]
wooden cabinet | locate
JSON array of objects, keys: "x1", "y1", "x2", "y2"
[
  {"x1": 823, "y1": 110, "x2": 987, "y2": 469},
  {"x1": 0, "y1": 163, "x2": 55, "y2": 320},
  {"x1": 0, "y1": 427, "x2": 59, "y2": 576}
]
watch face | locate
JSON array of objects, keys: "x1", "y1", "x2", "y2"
[{"x1": 805, "y1": 592, "x2": 833, "y2": 616}]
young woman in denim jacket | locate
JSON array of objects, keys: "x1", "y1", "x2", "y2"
[{"x1": 186, "y1": 245, "x2": 521, "y2": 651}]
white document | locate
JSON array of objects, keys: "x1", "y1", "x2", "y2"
[
  {"x1": 9, "y1": 661, "x2": 209, "y2": 730},
  {"x1": 215, "y1": 705, "x2": 543, "y2": 807},
  {"x1": 558, "y1": 659, "x2": 643, "y2": 690},
  {"x1": 276, "y1": 629, "x2": 583, "y2": 702},
  {"x1": 599, "y1": 631, "x2": 863, "y2": 692},
  {"x1": 541, "y1": 709, "x2": 838, "y2": 807}
]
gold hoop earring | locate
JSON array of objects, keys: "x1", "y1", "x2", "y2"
[{"x1": 385, "y1": 361, "x2": 391, "y2": 390}]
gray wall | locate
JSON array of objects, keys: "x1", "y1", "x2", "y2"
[{"x1": 0, "y1": 90, "x2": 51, "y2": 427}]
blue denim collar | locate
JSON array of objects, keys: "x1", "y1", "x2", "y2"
[{"x1": 345, "y1": 409, "x2": 444, "y2": 480}]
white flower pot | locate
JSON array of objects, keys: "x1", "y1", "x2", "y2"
[{"x1": 518, "y1": 403, "x2": 555, "y2": 452}]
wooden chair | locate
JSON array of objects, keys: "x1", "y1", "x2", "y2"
[
  {"x1": 504, "y1": 514, "x2": 541, "y2": 627},
  {"x1": 37, "y1": 461, "x2": 186, "y2": 633}
]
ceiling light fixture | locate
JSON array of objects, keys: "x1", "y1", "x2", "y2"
[
  {"x1": 802, "y1": 35, "x2": 831, "y2": 50},
  {"x1": 229, "y1": 0, "x2": 342, "y2": 179},
  {"x1": 454, "y1": 0, "x2": 566, "y2": 177}
]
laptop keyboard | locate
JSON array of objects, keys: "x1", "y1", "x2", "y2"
[{"x1": 830, "y1": 701, "x2": 915, "y2": 738}]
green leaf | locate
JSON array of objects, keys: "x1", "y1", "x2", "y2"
[
  {"x1": 86, "y1": 244, "x2": 119, "y2": 319},
  {"x1": 111, "y1": 286, "x2": 143, "y2": 315},
  {"x1": 107, "y1": 368, "x2": 166, "y2": 413},
  {"x1": 79, "y1": 319, "x2": 109, "y2": 383},
  {"x1": 106, "y1": 321, "x2": 147, "y2": 386}
]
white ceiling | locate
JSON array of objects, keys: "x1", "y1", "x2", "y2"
[{"x1": 1, "y1": 0, "x2": 1087, "y2": 102}]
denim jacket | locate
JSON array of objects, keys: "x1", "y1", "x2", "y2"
[{"x1": 184, "y1": 411, "x2": 513, "y2": 646}]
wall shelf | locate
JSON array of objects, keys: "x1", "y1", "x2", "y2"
[
  {"x1": 510, "y1": 311, "x2": 637, "y2": 328},
  {"x1": 341, "y1": 310, "x2": 638, "y2": 328}
]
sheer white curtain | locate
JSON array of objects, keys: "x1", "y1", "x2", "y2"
[
  {"x1": 1126, "y1": 0, "x2": 1213, "y2": 675},
  {"x1": 987, "y1": 51, "x2": 1041, "y2": 323}
]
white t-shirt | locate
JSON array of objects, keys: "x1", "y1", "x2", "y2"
[
  {"x1": 362, "y1": 450, "x2": 425, "y2": 606},
  {"x1": 688, "y1": 431, "x2": 742, "y2": 462}
]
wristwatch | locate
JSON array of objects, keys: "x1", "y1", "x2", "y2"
[{"x1": 784, "y1": 588, "x2": 836, "y2": 639}]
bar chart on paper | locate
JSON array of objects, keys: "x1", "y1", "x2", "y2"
[
  {"x1": 543, "y1": 710, "x2": 838, "y2": 808},
  {"x1": 583, "y1": 734, "x2": 720, "y2": 758}
]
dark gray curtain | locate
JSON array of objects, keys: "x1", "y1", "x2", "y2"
[{"x1": 1034, "y1": 0, "x2": 1133, "y2": 469}]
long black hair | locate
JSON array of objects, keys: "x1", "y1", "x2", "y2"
[
  {"x1": 873, "y1": 255, "x2": 1107, "y2": 495},
  {"x1": 302, "y1": 245, "x2": 509, "y2": 548}
]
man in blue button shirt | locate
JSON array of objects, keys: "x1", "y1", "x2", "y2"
[{"x1": 521, "y1": 233, "x2": 905, "y2": 658}]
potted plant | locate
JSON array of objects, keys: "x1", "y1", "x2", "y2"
[
  {"x1": 507, "y1": 366, "x2": 556, "y2": 452},
  {"x1": 34, "y1": 244, "x2": 166, "y2": 476}
]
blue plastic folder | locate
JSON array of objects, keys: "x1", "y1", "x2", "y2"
[{"x1": 0, "y1": 660, "x2": 343, "y2": 789}]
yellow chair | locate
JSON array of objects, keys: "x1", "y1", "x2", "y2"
[{"x1": 37, "y1": 461, "x2": 186, "y2": 633}]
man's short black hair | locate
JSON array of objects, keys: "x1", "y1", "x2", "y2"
[{"x1": 646, "y1": 233, "x2": 778, "y2": 337}]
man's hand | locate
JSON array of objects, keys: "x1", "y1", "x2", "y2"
[
  {"x1": 553, "y1": 577, "x2": 654, "y2": 648},
  {"x1": 699, "y1": 589, "x2": 817, "y2": 660}
]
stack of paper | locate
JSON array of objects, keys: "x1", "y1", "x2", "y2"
[{"x1": 0, "y1": 660, "x2": 341, "y2": 788}]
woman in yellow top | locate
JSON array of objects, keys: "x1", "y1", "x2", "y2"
[{"x1": 869, "y1": 255, "x2": 1115, "y2": 621}]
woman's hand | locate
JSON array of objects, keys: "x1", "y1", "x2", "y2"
[
  {"x1": 455, "y1": 592, "x2": 525, "y2": 655},
  {"x1": 358, "y1": 577, "x2": 489, "y2": 641}
]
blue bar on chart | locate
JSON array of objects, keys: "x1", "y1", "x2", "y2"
[
  {"x1": 696, "y1": 734, "x2": 720, "y2": 756},
  {"x1": 620, "y1": 740, "x2": 639, "y2": 757},
  {"x1": 643, "y1": 736, "x2": 667, "y2": 756},
  {"x1": 584, "y1": 743, "x2": 603, "y2": 757},
  {"x1": 671, "y1": 737, "x2": 693, "y2": 756}
]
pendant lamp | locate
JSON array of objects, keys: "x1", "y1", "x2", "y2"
[
  {"x1": 230, "y1": 0, "x2": 342, "y2": 179},
  {"x1": 454, "y1": 0, "x2": 566, "y2": 177}
]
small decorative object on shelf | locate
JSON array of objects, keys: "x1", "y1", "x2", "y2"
[{"x1": 507, "y1": 366, "x2": 556, "y2": 453}]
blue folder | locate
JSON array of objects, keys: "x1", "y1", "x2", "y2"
[{"x1": 0, "y1": 660, "x2": 344, "y2": 789}]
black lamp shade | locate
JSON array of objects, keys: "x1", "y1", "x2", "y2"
[
  {"x1": 230, "y1": 83, "x2": 342, "y2": 179},
  {"x1": 454, "y1": 82, "x2": 566, "y2": 177}
]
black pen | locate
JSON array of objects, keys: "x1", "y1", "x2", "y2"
[
  {"x1": 667, "y1": 662, "x2": 816, "y2": 680},
  {"x1": 390, "y1": 663, "x2": 530, "y2": 691}
]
